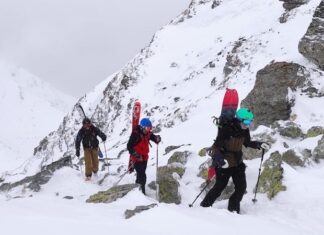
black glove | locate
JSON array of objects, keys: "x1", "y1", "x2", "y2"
[
  {"x1": 76, "y1": 149, "x2": 80, "y2": 157},
  {"x1": 133, "y1": 152, "x2": 143, "y2": 161},
  {"x1": 102, "y1": 135, "x2": 107, "y2": 142},
  {"x1": 212, "y1": 153, "x2": 228, "y2": 168},
  {"x1": 155, "y1": 135, "x2": 161, "y2": 144}
]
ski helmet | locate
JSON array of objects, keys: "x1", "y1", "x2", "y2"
[
  {"x1": 236, "y1": 108, "x2": 254, "y2": 121},
  {"x1": 140, "y1": 118, "x2": 152, "y2": 128},
  {"x1": 82, "y1": 117, "x2": 91, "y2": 125}
]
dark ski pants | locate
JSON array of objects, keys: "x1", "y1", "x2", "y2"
[
  {"x1": 84, "y1": 148, "x2": 99, "y2": 177},
  {"x1": 200, "y1": 163, "x2": 247, "y2": 213},
  {"x1": 134, "y1": 160, "x2": 148, "y2": 194}
]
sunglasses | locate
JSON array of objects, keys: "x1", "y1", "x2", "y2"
[{"x1": 239, "y1": 119, "x2": 253, "y2": 126}]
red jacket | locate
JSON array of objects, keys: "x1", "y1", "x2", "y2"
[{"x1": 127, "y1": 125, "x2": 159, "y2": 162}]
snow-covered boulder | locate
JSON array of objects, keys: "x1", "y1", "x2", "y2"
[{"x1": 282, "y1": 149, "x2": 306, "y2": 167}]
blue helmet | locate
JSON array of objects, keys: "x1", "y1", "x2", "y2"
[{"x1": 140, "y1": 118, "x2": 152, "y2": 128}]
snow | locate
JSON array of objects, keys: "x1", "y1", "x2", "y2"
[
  {"x1": 0, "y1": 60, "x2": 76, "y2": 172},
  {"x1": 1, "y1": 0, "x2": 324, "y2": 234}
]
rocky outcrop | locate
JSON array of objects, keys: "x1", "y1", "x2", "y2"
[
  {"x1": 241, "y1": 62, "x2": 307, "y2": 129},
  {"x1": 280, "y1": 0, "x2": 309, "y2": 11},
  {"x1": 124, "y1": 204, "x2": 158, "y2": 219},
  {"x1": 313, "y1": 135, "x2": 324, "y2": 161},
  {"x1": 279, "y1": 122, "x2": 304, "y2": 139},
  {"x1": 0, "y1": 155, "x2": 72, "y2": 192},
  {"x1": 167, "y1": 151, "x2": 191, "y2": 165},
  {"x1": 282, "y1": 149, "x2": 305, "y2": 167},
  {"x1": 299, "y1": 1, "x2": 324, "y2": 70},
  {"x1": 86, "y1": 184, "x2": 138, "y2": 203},
  {"x1": 306, "y1": 126, "x2": 324, "y2": 138},
  {"x1": 157, "y1": 151, "x2": 191, "y2": 204},
  {"x1": 257, "y1": 151, "x2": 286, "y2": 199},
  {"x1": 157, "y1": 165, "x2": 183, "y2": 204}
]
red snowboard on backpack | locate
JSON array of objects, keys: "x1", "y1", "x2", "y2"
[{"x1": 208, "y1": 88, "x2": 239, "y2": 180}]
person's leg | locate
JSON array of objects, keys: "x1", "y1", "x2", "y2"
[
  {"x1": 228, "y1": 163, "x2": 247, "y2": 214},
  {"x1": 134, "y1": 161, "x2": 147, "y2": 194},
  {"x1": 84, "y1": 148, "x2": 92, "y2": 178},
  {"x1": 200, "y1": 168, "x2": 231, "y2": 207},
  {"x1": 91, "y1": 148, "x2": 99, "y2": 174}
]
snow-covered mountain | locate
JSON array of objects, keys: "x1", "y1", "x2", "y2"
[
  {"x1": 1, "y1": 0, "x2": 324, "y2": 234},
  {"x1": 0, "y1": 60, "x2": 75, "y2": 172}
]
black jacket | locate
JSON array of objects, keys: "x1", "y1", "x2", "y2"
[
  {"x1": 212, "y1": 118, "x2": 260, "y2": 167},
  {"x1": 75, "y1": 125, "x2": 106, "y2": 150}
]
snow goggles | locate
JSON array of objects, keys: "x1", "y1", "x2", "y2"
[{"x1": 239, "y1": 118, "x2": 253, "y2": 126}]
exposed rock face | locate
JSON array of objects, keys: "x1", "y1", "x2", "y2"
[
  {"x1": 299, "y1": 1, "x2": 324, "y2": 70},
  {"x1": 313, "y1": 135, "x2": 324, "y2": 161},
  {"x1": 279, "y1": 122, "x2": 304, "y2": 139},
  {"x1": 306, "y1": 126, "x2": 324, "y2": 138},
  {"x1": 280, "y1": 0, "x2": 309, "y2": 11},
  {"x1": 0, "y1": 155, "x2": 71, "y2": 192},
  {"x1": 157, "y1": 165, "x2": 184, "y2": 204},
  {"x1": 167, "y1": 151, "x2": 191, "y2": 165},
  {"x1": 86, "y1": 184, "x2": 138, "y2": 203},
  {"x1": 124, "y1": 204, "x2": 158, "y2": 219},
  {"x1": 257, "y1": 151, "x2": 286, "y2": 199},
  {"x1": 241, "y1": 62, "x2": 307, "y2": 129},
  {"x1": 282, "y1": 149, "x2": 305, "y2": 167}
]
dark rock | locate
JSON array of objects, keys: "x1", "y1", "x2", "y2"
[
  {"x1": 124, "y1": 204, "x2": 158, "y2": 219},
  {"x1": 283, "y1": 142, "x2": 290, "y2": 148},
  {"x1": 280, "y1": 0, "x2": 309, "y2": 11},
  {"x1": 63, "y1": 196, "x2": 74, "y2": 200},
  {"x1": 241, "y1": 62, "x2": 307, "y2": 129},
  {"x1": 306, "y1": 126, "x2": 324, "y2": 138},
  {"x1": 299, "y1": 1, "x2": 324, "y2": 70},
  {"x1": 282, "y1": 149, "x2": 305, "y2": 167},
  {"x1": 257, "y1": 151, "x2": 286, "y2": 199},
  {"x1": 279, "y1": 122, "x2": 304, "y2": 138},
  {"x1": 148, "y1": 181, "x2": 157, "y2": 190},
  {"x1": 0, "y1": 156, "x2": 72, "y2": 192},
  {"x1": 164, "y1": 145, "x2": 183, "y2": 155},
  {"x1": 313, "y1": 135, "x2": 324, "y2": 161},
  {"x1": 86, "y1": 184, "x2": 138, "y2": 203}
]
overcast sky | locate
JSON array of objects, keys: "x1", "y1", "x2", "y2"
[{"x1": 0, "y1": 0, "x2": 190, "y2": 97}]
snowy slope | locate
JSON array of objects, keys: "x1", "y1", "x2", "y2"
[
  {"x1": 1, "y1": 0, "x2": 324, "y2": 234},
  {"x1": 0, "y1": 60, "x2": 75, "y2": 172}
]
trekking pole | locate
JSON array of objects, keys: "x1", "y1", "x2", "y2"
[
  {"x1": 252, "y1": 148, "x2": 265, "y2": 203},
  {"x1": 79, "y1": 157, "x2": 83, "y2": 177},
  {"x1": 113, "y1": 160, "x2": 135, "y2": 186},
  {"x1": 189, "y1": 176, "x2": 215, "y2": 207},
  {"x1": 156, "y1": 144, "x2": 159, "y2": 201},
  {"x1": 103, "y1": 141, "x2": 109, "y2": 172}
]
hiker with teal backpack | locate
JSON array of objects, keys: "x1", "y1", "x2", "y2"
[{"x1": 200, "y1": 108, "x2": 269, "y2": 213}]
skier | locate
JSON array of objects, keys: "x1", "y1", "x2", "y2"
[
  {"x1": 75, "y1": 117, "x2": 107, "y2": 181},
  {"x1": 127, "y1": 118, "x2": 161, "y2": 194},
  {"x1": 200, "y1": 108, "x2": 269, "y2": 213}
]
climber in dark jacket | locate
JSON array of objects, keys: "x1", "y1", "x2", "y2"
[
  {"x1": 127, "y1": 118, "x2": 161, "y2": 194},
  {"x1": 200, "y1": 108, "x2": 269, "y2": 213},
  {"x1": 75, "y1": 117, "x2": 106, "y2": 181}
]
